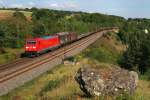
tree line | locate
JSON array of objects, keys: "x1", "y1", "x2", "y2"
[
  {"x1": 118, "y1": 18, "x2": 150, "y2": 78},
  {"x1": 0, "y1": 8, "x2": 125, "y2": 48}
]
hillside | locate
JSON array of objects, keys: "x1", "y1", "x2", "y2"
[{"x1": 1, "y1": 32, "x2": 149, "y2": 100}]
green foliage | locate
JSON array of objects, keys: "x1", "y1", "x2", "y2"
[
  {"x1": 32, "y1": 22, "x2": 46, "y2": 37},
  {"x1": 115, "y1": 93, "x2": 134, "y2": 100},
  {"x1": 0, "y1": 9, "x2": 126, "y2": 48},
  {"x1": 0, "y1": 22, "x2": 8, "y2": 47},
  {"x1": 31, "y1": 9, "x2": 125, "y2": 35},
  {"x1": 40, "y1": 80, "x2": 60, "y2": 93},
  {"x1": 13, "y1": 11, "x2": 27, "y2": 20},
  {"x1": 116, "y1": 18, "x2": 150, "y2": 76},
  {"x1": 32, "y1": 9, "x2": 50, "y2": 20},
  {"x1": 39, "y1": 75, "x2": 68, "y2": 96},
  {"x1": 0, "y1": 11, "x2": 32, "y2": 48},
  {"x1": 120, "y1": 31, "x2": 150, "y2": 74},
  {"x1": 0, "y1": 22, "x2": 19, "y2": 48},
  {"x1": 145, "y1": 69, "x2": 150, "y2": 80},
  {"x1": 141, "y1": 69, "x2": 150, "y2": 81},
  {"x1": 0, "y1": 52, "x2": 17, "y2": 64},
  {"x1": 83, "y1": 46, "x2": 120, "y2": 64}
]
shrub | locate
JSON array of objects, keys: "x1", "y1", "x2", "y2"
[
  {"x1": 39, "y1": 75, "x2": 68, "y2": 96},
  {"x1": 40, "y1": 80, "x2": 60, "y2": 94},
  {"x1": 84, "y1": 47, "x2": 120, "y2": 64},
  {"x1": 115, "y1": 93, "x2": 134, "y2": 100},
  {"x1": 144, "y1": 69, "x2": 150, "y2": 81}
]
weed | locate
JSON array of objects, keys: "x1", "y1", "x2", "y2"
[
  {"x1": 40, "y1": 80, "x2": 60, "y2": 95},
  {"x1": 39, "y1": 75, "x2": 68, "y2": 96},
  {"x1": 115, "y1": 93, "x2": 134, "y2": 100},
  {"x1": 83, "y1": 47, "x2": 120, "y2": 64}
]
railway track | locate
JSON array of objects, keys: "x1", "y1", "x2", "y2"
[
  {"x1": 0, "y1": 30, "x2": 96, "y2": 80},
  {"x1": 0, "y1": 28, "x2": 118, "y2": 95},
  {"x1": 0, "y1": 58, "x2": 32, "y2": 72},
  {"x1": 0, "y1": 29, "x2": 101, "y2": 75}
]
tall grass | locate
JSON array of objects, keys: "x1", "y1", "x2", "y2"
[
  {"x1": 39, "y1": 75, "x2": 68, "y2": 96},
  {"x1": 83, "y1": 47, "x2": 120, "y2": 64}
]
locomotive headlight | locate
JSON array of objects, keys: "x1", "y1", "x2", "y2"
[
  {"x1": 26, "y1": 47, "x2": 29, "y2": 49},
  {"x1": 33, "y1": 47, "x2": 36, "y2": 49}
]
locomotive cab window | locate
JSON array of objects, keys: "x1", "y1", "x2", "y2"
[{"x1": 27, "y1": 41, "x2": 36, "y2": 44}]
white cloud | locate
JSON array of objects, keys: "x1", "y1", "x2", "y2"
[
  {"x1": 2, "y1": 1, "x2": 79, "y2": 10},
  {"x1": 9, "y1": 2, "x2": 35, "y2": 8},
  {"x1": 108, "y1": 8, "x2": 118, "y2": 12},
  {"x1": 62, "y1": 3, "x2": 78, "y2": 9},
  {"x1": 50, "y1": 3, "x2": 59, "y2": 8},
  {"x1": 10, "y1": 4, "x2": 25, "y2": 8},
  {"x1": 48, "y1": 2, "x2": 79, "y2": 10}
]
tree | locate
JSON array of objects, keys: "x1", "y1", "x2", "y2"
[
  {"x1": 0, "y1": 22, "x2": 7, "y2": 48},
  {"x1": 32, "y1": 22, "x2": 46, "y2": 37},
  {"x1": 32, "y1": 9, "x2": 50, "y2": 20},
  {"x1": 120, "y1": 32, "x2": 150, "y2": 74}
]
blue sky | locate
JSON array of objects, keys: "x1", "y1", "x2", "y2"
[{"x1": 0, "y1": 0, "x2": 149, "y2": 18}]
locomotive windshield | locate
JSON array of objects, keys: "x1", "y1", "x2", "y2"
[{"x1": 27, "y1": 41, "x2": 36, "y2": 44}]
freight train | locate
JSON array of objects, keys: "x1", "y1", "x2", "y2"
[
  {"x1": 24, "y1": 32, "x2": 77, "y2": 57},
  {"x1": 24, "y1": 27, "x2": 118, "y2": 57}
]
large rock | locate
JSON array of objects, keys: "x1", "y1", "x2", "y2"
[{"x1": 75, "y1": 66, "x2": 138, "y2": 97}]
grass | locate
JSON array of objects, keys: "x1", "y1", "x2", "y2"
[
  {"x1": 0, "y1": 48, "x2": 23, "y2": 64},
  {"x1": 0, "y1": 60, "x2": 82, "y2": 100},
  {"x1": 20, "y1": 11, "x2": 32, "y2": 17},
  {"x1": 39, "y1": 75, "x2": 69, "y2": 96},
  {"x1": 0, "y1": 57, "x2": 110, "y2": 99},
  {"x1": 1, "y1": 58, "x2": 149, "y2": 100},
  {"x1": 134, "y1": 80, "x2": 150, "y2": 100}
]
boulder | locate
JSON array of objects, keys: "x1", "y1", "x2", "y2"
[{"x1": 75, "y1": 66, "x2": 138, "y2": 97}]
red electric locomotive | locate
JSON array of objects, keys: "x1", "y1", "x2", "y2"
[{"x1": 25, "y1": 35, "x2": 60, "y2": 56}]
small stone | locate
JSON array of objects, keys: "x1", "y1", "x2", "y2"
[
  {"x1": 91, "y1": 72, "x2": 94, "y2": 75},
  {"x1": 94, "y1": 91, "x2": 101, "y2": 96},
  {"x1": 115, "y1": 88, "x2": 118, "y2": 91}
]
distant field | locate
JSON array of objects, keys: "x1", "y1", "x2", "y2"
[{"x1": 0, "y1": 10, "x2": 32, "y2": 20}]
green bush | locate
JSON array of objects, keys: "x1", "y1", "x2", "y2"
[
  {"x1": 84, "y1": 47, "x2": 120, "y2": 64},
  {"x1": 40, "y1": 80, "x2": 60, "y2": 94},
  {"x1": 141, "y1": 69, "x2": 150, "y2": 81},
  {"x1": 39, "y1": 75, "x2": 68, "y2": 96},
  {"x1": 4, "y1": 53, "x2": 16, "y2": 61},
  {"x1": 116, "y1": 93, "x2": 134, "y2": 100}
]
